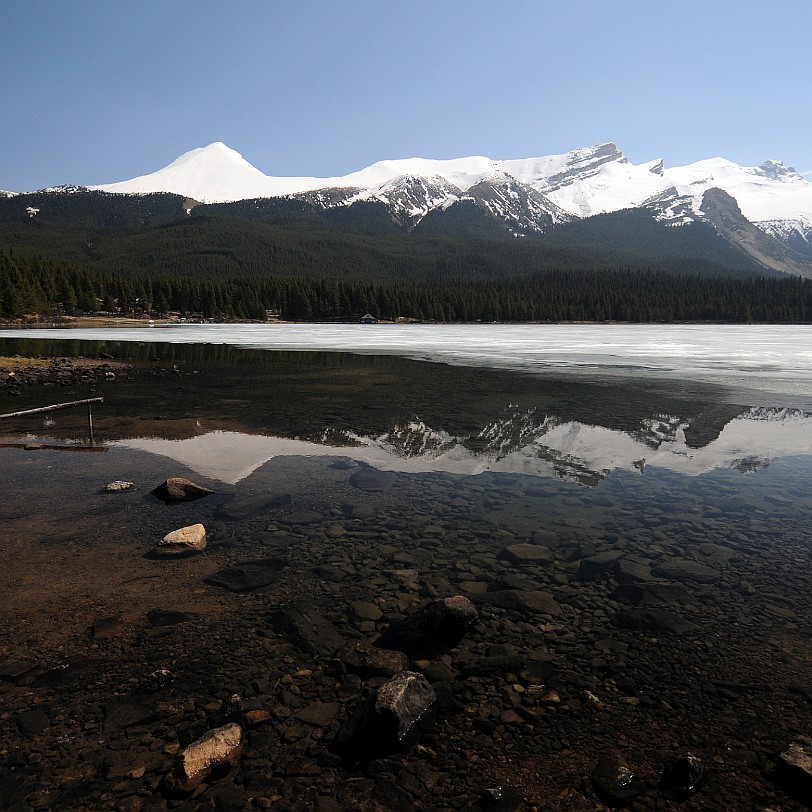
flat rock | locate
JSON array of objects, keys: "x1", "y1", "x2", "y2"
[
  {"x1": 499, "y1": 543, "x2": 557, "y2": 565},
  {"x1": 147, "y1": 609, "x2": 197, "y2": 627},
  {"x1": 653, "y1": 560, "x2": 720, "y2": 584},
  {"x1": 91, "y1": 615, "x2": 124, "y2": 639},
  {"x1": 271, "y1": 602, "x2": 344, "y2": 656},
  {"x1": 204, "y1": 556, "x2": 287, "y2": 592},
  {"x1": 349, "y1": 466, "x2": 397, "y2": 492},
  {"x1": 151, "y1": 477, "x2": 214, "y2": 503},
  {"x1": 216, "y1": 491, "x2": 291, "y2": 520},
  {"x1": 278, "y1": 510, "x2": 324, "y2": 526},
  {"x1": 484, "y1": 589, "x2": 561, "y2": 617},
  {"x1": 578, "y1": 550, "x2": 625, "y2": 581},
  {"x1": 339, "y1": 641, "x2": 408, "y2": 677},
  {"x1": 17, "y1": 709, "x2": 50, "y2": 737},
  {"x1": 294, "y1": 702, "x2": 341, "y2": 727},
  {"x1": 614, "y1": 609, "x2": 700, "y2": 635}
]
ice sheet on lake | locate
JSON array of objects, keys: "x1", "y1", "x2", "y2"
[{"x1": 2, "y1": 323, "x2": 810, "y2": 388}]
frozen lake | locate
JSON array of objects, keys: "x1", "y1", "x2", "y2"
[{"x1": 2, "y1": 322, "x2": 811, "y2": 399}]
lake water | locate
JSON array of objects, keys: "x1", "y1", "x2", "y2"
[{"x1": 1, "y1": 324, "x2": 811, "y2": 810}]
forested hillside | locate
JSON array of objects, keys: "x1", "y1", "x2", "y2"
[
  {"x1": 1, "y1": 189, "x2": 809, "y2": 323},
  {"x1": 1, "y1": 252, "x2": 810, "y2": 323}
]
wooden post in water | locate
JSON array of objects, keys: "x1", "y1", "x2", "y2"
[{"x1": 0, "y1": 397, "x2": 104, "y2": 446}]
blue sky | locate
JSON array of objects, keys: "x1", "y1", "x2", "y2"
[{"x1": 3, "y1": 0, "x2": 811, "y2": 191}]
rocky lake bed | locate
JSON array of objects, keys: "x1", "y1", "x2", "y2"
[{"x1": 0, "y1": 341, "x2": 811, "y2": 811}]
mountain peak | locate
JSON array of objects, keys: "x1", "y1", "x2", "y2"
[{"x1": 758, "y1": 159, "x2": 803, "y2": 182}]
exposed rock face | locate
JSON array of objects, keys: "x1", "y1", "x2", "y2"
[
  {"x1": 170, "y1": 723, "x2": 243, "y2": 792},
  {"x1": 151, "y1": 477, "x2": 214, "y2": 503},
  {"x1": 158, "y1": 523, "x2": 207, "y2": 554}
]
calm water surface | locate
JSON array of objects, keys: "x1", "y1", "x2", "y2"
[{"x1": 1, "y1": 327, "x2": 811, "y2": 808}]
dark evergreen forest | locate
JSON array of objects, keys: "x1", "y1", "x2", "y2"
[{"x1": 1, "y1": 252, "x2": 810, "y2": 323}]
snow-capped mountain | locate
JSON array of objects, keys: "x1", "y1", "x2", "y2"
[{"x1": 89, "y1": 141, "x2": 812, "y2": 247}]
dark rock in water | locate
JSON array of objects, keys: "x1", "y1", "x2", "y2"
[
  {"x1": 578, "y1": 551, "x2": 625, "y2": 581},
  {"x1": 499, "y1": 543, "x2": 556, "y2": 565},
  {"x1": 614, "y1": 558, "x2": 653, "y2": 584},
  {"x1": 147, "y1": 609, "x2": 197, "y2": 627},
  {"x1": 338, "y1": 641, "x2": 408, "y2": 678},
  {"x1": 90, "y1": 615, "x2": 124, "y2": 639},
  {"x1": 661, "y1": 753, "x2": 705, "y2": 795},
  {"x1": 652, "y1": 559, "x2": 720, "y2": 584},
  {"x1": 103, "y1": 699, "x2": 161, "y2": 734},
  {"x1": 590, "y1": 756, "x2": 645, "y2": 806},
  {"x1": 204, "y1": 556, "x2": 287, "y2": 592},
  {"x1": 612, "y1": 581, "x2": 687, "y2": 606},
  {"x1": 271, "y1": 602, "x2": 345, "y2": 656},
  {"x1": 342, "y1": 501, "x2": 376, "y2": 519},
  {"x1": 483, "y1": 589, "x2": 561, "y2": 617},
  {"x1": 0, "y1": 659, "x2": 39, "y2": 685},
  {"x1": 151, "y1": 476, "x2": 214, "y2": 504},
  {"x1": 32, "y1": 656, "x2": 96, "y2": 688},
  {"x1": 614, "y1": 609, "x2": 699, "y2": 636},
  {"x1": 458, "y1": 654, "x2": 526, "y2": 678},
  {"x1": 349, "y1": 466, "x2": 397, "y2": 492},
  {"x1": 17, "y1": 709, "x2": 50, "y2": 737},
  {"x1": 278, "y1": 510, "x2": 324, "y2": 526},
  {"x1": 375, "y1": 596, "x2": 478, "y2": 658},
  {"x1": 334, "y1": 671, "x2": 437, "y2": 765},
  {"x1": 476, "y1": 784, "x2": 524, "y2": 811},
  {"x1": 216, "y1": 491, "x2": 291, "y2": 520},
  {"x1": 778, "y1": 735, "x2": 812, "y2": 794},
  {"x1": 0, "y1": 759, "x2": 31, "y2": 809}
]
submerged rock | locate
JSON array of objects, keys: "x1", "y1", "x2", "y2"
[
  {"x1": 375, "y1": 596, "x2": 478, "y2": 658},
  {"x1": 271, "y1": 602, "x2": 344, "y2": 656},
  {"x1": 590, "y1": 756, "x2": 645, "y2": 806},
  {"x1": 151, "y1": 477, "x2": 214, "y2": 504},
  {"x1": 661, "y1": 753, "x2": 705, "y2": 796},
  {"x1": 204, "y1": 556, "x2": 287, "y2": 592}
]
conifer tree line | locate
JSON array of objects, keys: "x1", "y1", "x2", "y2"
[{"x1": 1, "y1": 251, "x2": 811, "y2": 323}]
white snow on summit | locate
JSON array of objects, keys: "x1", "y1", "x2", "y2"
[{"x1": 88, "y1": 141, "x2": 812, "y2": 229}]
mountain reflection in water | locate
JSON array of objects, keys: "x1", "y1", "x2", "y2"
[{"x1": 2, "y1": 337, "x2": 811, "y2": 487}]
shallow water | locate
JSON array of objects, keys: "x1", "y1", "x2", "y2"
[{"x1": 1, "y1": 331, "x2": 811, "y2": 810}]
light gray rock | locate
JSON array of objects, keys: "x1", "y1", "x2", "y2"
[
  {"x1": 158, "y1": 523, "x2": 206, "y2": 554},
  {"x1": 171, "y1": 722, "x2": 243, "y2": 792},
  {"x1": 105, "y1": 480, "x2": 135, "y2": 492}
]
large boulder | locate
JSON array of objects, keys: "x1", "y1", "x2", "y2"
[
  {"x1": 333, "y1": 671, "x2": 437, "y2": 765},
  {"x1": 157, "y1": 523, "x2": 207, "y2": 556},
  {"x1": 151, "y1": 477, "x2": 214, "y2": 504}
]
